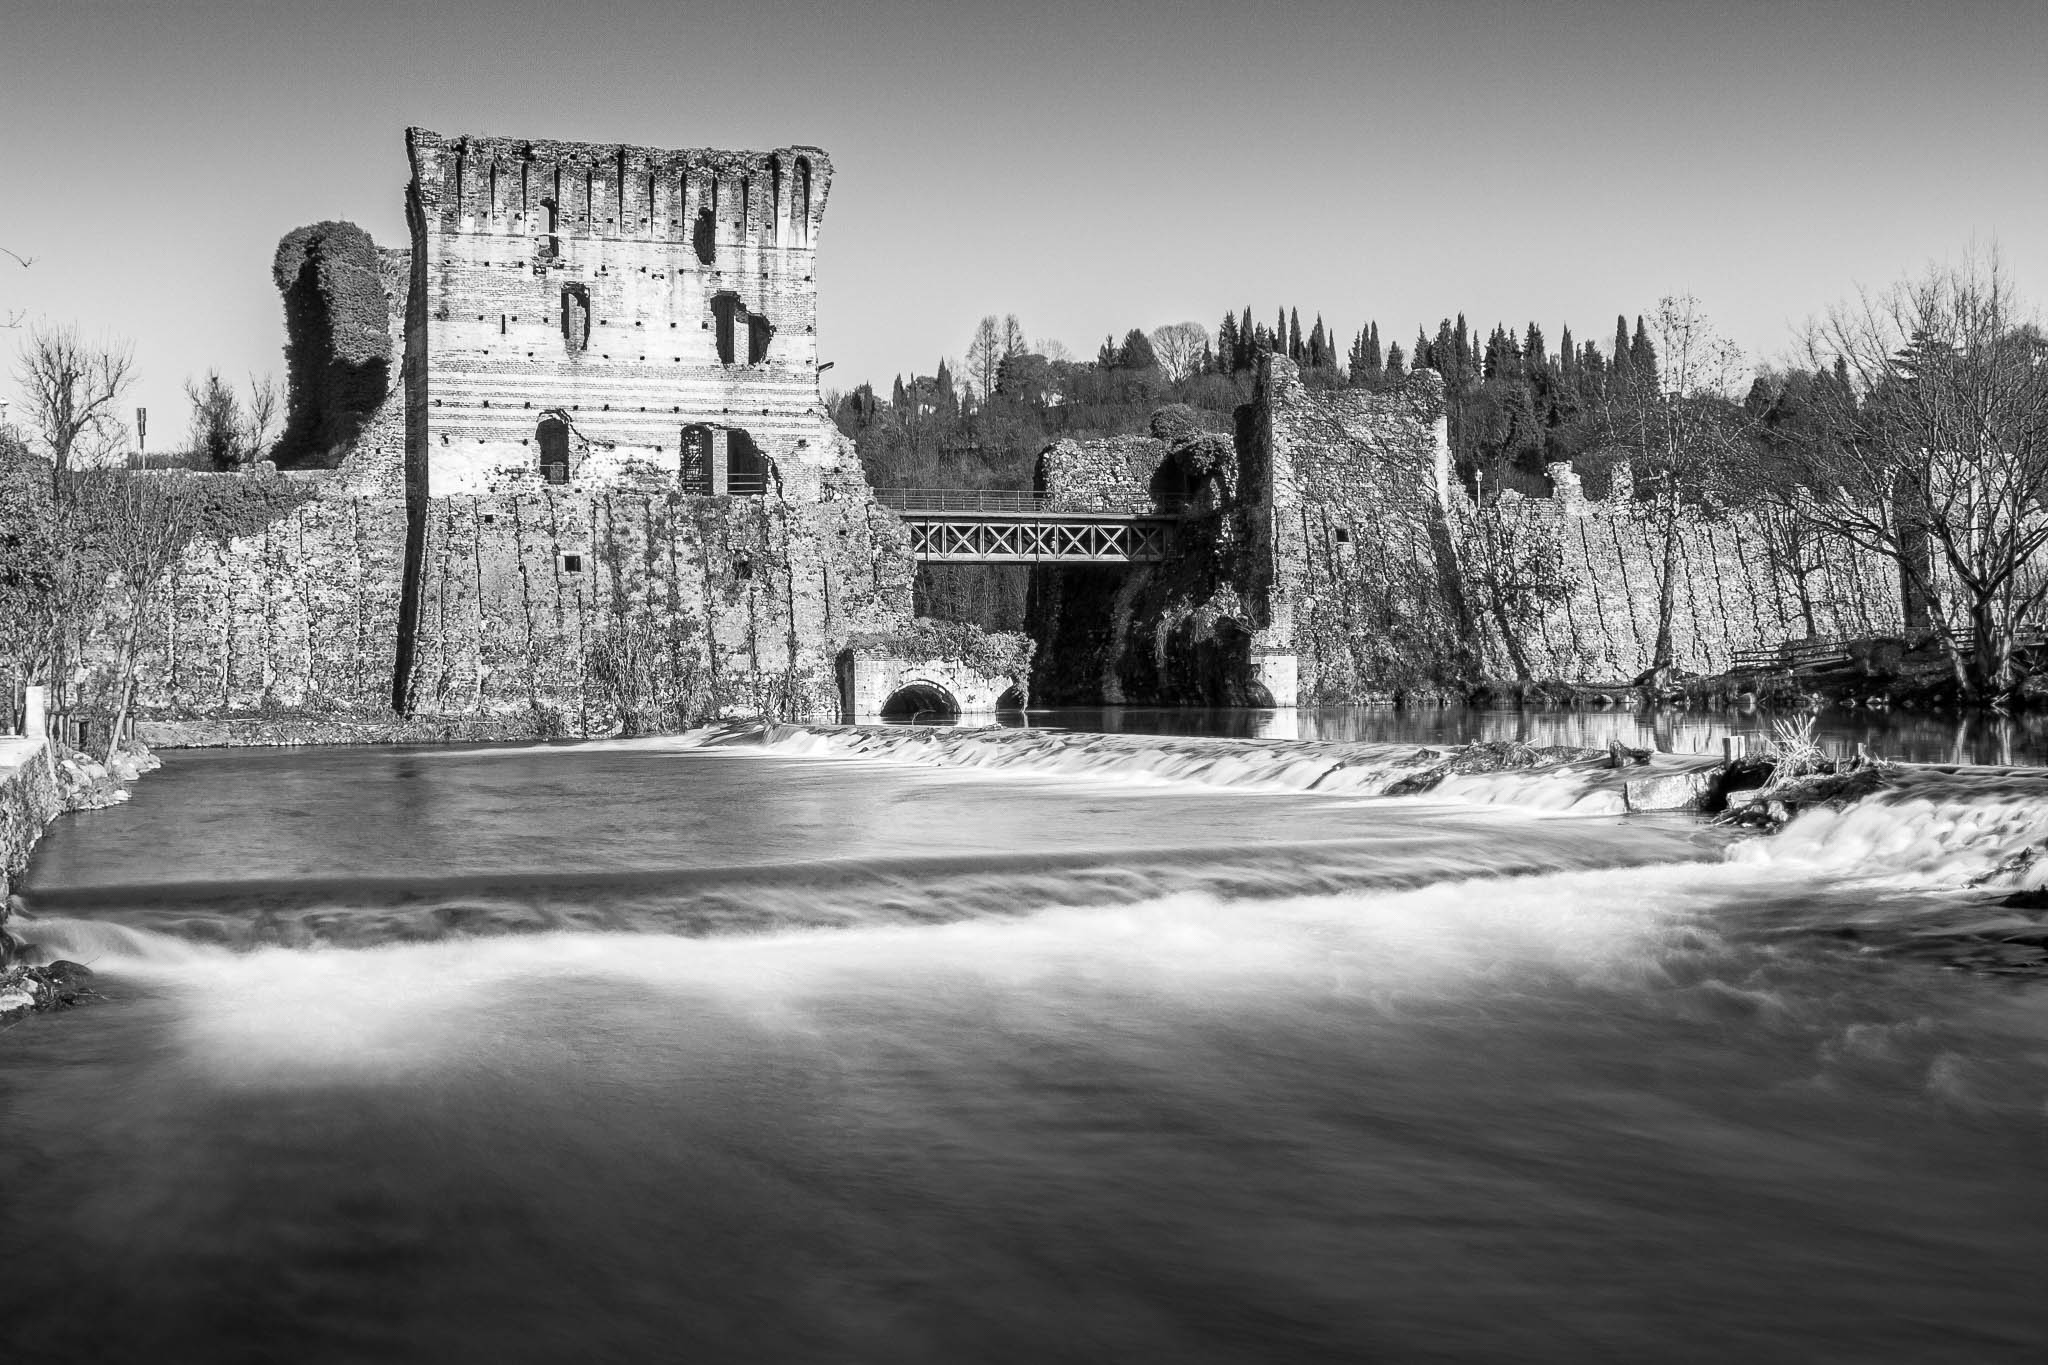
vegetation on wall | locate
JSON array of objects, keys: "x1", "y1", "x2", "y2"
[{"x1": 272, "y1": 221, "x2": 392, "y2": 469}]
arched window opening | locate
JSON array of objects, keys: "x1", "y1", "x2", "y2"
[
  {"x1": 693, "y1": 207, "x2": 715, "y2": 266},
  {"x1": 725, "y1": 429, "x2": 771, "y2": 496},
  {"x1": 537, "y1": 412, "x2": 571, "y2": 485},
  {"x1": 769, "y1": 156, "x2": 782, "y2": 241},
  {"x1": 881, "y1": 683, "x2": 959, "y2": 725},
  {"x1": 748, "y1": 313, "x2": 776, "y2": 365},
  {"x1": 679, "y1": 424, "x2": 714, "y2": 494},
  {"x1": 539, "y1": 197, "x2": 560, "y2": 259},
  {"x1": 738, "y1": 174, "x2": 750, "y2": 232},
  {"x1": 561, "y1": 283, "x2": 591, "y2": 352},
  {"x1": 794, "y1": 157, "x2": 813, "y2": 247}
]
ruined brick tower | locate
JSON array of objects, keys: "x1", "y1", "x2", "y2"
[{"x1": 404, "y1": 128, "x2": 836, "y2": 497}]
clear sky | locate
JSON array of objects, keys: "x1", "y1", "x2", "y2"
[{"x1": 3, "y1": 0, "x2": 2043, "y2": 441}]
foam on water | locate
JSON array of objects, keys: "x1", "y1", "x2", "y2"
[{"x1": 17, "y1": 859, "x2": 1757, "y2": 1082}]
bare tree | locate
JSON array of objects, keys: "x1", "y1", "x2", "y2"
[
  {"x1": 14, "y1": 323, "x2": 135, "y2": 487},
  {"x1": 964, "y1": 313, "x2": 1026, "y2": 400},
  {"x1": 1, "y1": 244, "x2": 30, "y2": 330},
  {"x1": 1598, "y1": 295, "x2": 1750, "y2": 683},
  {"x1": 1771, "y1": 254, "x2": 2048, "y2": 699},
  {"x1": 1148, "y1": 321, "x2": 1211, "y2": 384},
  {"x1": 244, "y1": 372, "x2": 281, "y2": 461},
  {"x1": 95, "y1": 472, "x2": 195, "y2": 760}
]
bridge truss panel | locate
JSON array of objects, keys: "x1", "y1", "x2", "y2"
[{"x1": 900, "y1": 513, "x2": 1175, "y2": 564}]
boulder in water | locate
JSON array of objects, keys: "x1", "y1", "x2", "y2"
[{"x1": 0, "y1": 960, "x2": 100, "y2": 1022}]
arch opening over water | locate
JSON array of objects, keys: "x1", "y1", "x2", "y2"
[{"x1": 880, "y1": 683, "x2": 959, "y2": 724}]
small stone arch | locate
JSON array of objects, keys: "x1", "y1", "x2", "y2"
[
  {"x1": 881, "y1": 682, "x2": 959, "y2": 724},
  {"x1": 996, "y1": 684, "x2": 1027, "y2": 711}
]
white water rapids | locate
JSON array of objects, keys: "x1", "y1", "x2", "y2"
[{"x1": 4, "y1": 719, "x2": 2046, "y2": 1362}]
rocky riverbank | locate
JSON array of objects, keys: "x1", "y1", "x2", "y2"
[{"x1": 1, "y1": 735, "x2": 159, "y2": 1026}]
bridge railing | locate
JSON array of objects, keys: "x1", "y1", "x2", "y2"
[{"x1": 872, "y1": 487, "x2": 1185, "y2": 515}]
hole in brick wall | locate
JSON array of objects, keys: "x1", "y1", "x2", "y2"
[
  {"x1": 733, "y1": 557, "x2": 752, "y2": 580},
  {"x1": 561, "y1": 552, "x2": 583, "y2": 573},
  {"x1": 1335, "y1": 527, "x2": 1351, "y2": 543}
]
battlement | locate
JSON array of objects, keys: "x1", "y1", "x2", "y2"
[
  {"x1": 406, "y1": 128, "x2": 830, "y2": 253},
  {"x1": 405, "y1": 127, "x2": 843, "y2": 498}
]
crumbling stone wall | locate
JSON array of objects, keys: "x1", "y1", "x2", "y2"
[
  {"x1": 403, "y1": 463, "x2": 917, "y2": 730},
  {"x1": 1455, "y1": 468, "x2": 1902, "y2": 682},
  {"x1": 115, "y1": 251, "x2": 412, "y2": 720},
  {"x1": 1028, "y1": 354, "x2": 1902, "y2": 705}
]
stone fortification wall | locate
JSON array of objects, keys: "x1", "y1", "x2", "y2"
[
  {"x1": 1252, "y1": 358, "x2": 1461, "y2": 702},
  {"x1": 118, "y1": 256, "x2": 412, "y2": 720},
  {"x1": 1459, "y1": 471, "x2": 1901, "y2": 683},
  {"x1": 0, "y1": 739, "x2": 60, "y2": 901},
  {"x1": 1037, "y1": 435, "x2": 1173, "y2": 512},
  {"x1": 403, "y1": 460, "x2": 915, "y2": 729}
]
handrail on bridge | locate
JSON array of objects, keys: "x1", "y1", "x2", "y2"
[{"x1": 873, "y1": 487, "x2": 1185, "y2": 515}]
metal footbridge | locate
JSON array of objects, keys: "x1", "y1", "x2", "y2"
[{"x1": 872, "y1": 488, "x2": 1179, "y2": 565}]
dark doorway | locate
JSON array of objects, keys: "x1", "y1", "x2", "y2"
[
  {"x1": 726, "y1": 429, "x2": 771, "y2": 496},
  {"x1": 537, "y1": 412, "x2": 571, "y2": 485}
]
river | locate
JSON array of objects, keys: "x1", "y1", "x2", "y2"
[{"x1": 3, "y1": 708, "x2": 2046, "y2": 1362}]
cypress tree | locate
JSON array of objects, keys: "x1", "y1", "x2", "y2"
[
  {"x1": 1368, "y1": 322, "x2": 1382, "y2": 374},
  {"x1": 1287, "y1": 308, "x2": 1303, "y2": 362},
  {"x1": 1307, "y1": 314, "x2": 1328, "y2": 370},
  {"x1": 1217, "y1": 311, "x2": 1240, "y2": 374},
  {"x1": 1386, "y1": 342, "x2": 1406, "y2": 378},
  {"x1": 1241, "y1": 307, "x2": 1255, "y2": 359},
  {"x1": 1629, "y1": 317, "x2": 1657, "y2": 387},
  {"x1": 1524, "y1": 322, "x2": 1547, "y2": 372},
  {"x1": 1416, "y1": 325, "x2": 1433, "y2": 372},
  {"x1": 1558, "y1": 324, "x2": 1575, "y2": 382},
  {"x1": 1611, "y1": 315, "x2": 1632, "y2": 383}
]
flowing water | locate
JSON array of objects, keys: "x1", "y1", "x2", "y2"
[{"x1": 5, "y1": 711, "x2": 2048, "y2": 1362}]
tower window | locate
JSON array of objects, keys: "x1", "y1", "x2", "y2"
[
  {"x1": 710, "y1": 292, "x2": 744, "y2": 366},
  {"x1": 561, "y1": 283, "x2": 591, "y2": 352},
  {"x1": 693, "y1": 208, "x2": 715, "y2": 265}
]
